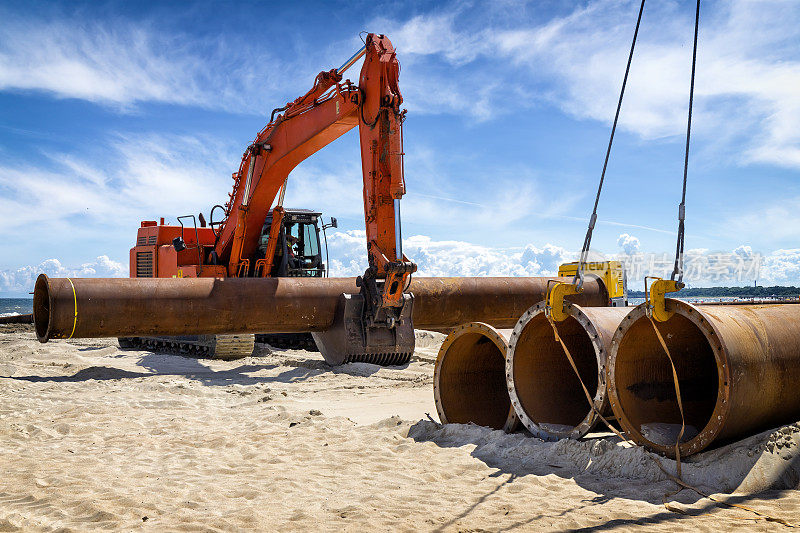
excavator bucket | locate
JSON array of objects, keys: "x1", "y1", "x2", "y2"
[{"x1": 312, "y1": 293, "x2": 415, "y2": 366}]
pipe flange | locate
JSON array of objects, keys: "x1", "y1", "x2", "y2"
[
  {"x1": 606, "y1": 299, "x2": 731, "y2": 458},
  {"x1": 434, "y1": 322, "x2": 519, "y2": 433},
  {"x1": 507, "y1": 301, "x2": 608, "y2": 440}
]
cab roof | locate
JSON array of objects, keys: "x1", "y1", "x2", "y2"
[{"x1": 268, "y1": 208, "x2": 322, "y2": 216}]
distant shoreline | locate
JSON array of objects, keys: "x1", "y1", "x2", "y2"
[
  {"x1": 628, "y1": 285, "x2": 800, "y2": 298},
  {"x1": 0, "y1": 298, "x2": 33, "y2": 317}
]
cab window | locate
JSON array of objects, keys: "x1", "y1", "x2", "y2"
[{"x1": 303, "y1": 224, "x2": 319, "y2": 257}]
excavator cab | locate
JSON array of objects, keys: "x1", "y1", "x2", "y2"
[{"x1": 258, "y1": 209, "x2": 326, "y2": 278}]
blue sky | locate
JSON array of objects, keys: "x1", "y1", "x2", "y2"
[{"x1": 1, "y1": 0, "x2": 799, "y2": 296}]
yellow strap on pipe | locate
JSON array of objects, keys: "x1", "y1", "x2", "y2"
[
  {"x1": 647, "y1": 314, "x2": 686, "y2": 479},
  {"x1": 67, "y1": 277, "x2": 77, "y2": 339},
  {"x1": 545, "y1": 314, "x2": 620, "y2": 437}
]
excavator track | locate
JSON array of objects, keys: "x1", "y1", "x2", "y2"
[
  {"x1": 118, "y1": 334, "x2": 255, "y2": 360},
  {"x1": 255, "y1": 333, "x2": 318, "y2": 351},
  {"x1": 210, "y1": 334, "x2": 257, "y2": 360}
]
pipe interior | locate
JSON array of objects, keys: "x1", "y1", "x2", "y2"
[
  {"x1": 513, "y1": 314, "x2": 598, "y2": 431},
  {"x1": 438, "y1": 331, "x2": 511, "y2": 429},
  {"x1": 33, "y1": 276, "x2": 50, "y2": 341},
  {"x1": 614, "y1": 313, "x2": 718, "y2": 446}
]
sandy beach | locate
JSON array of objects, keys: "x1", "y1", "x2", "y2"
[{"x1": 1, "y1": 324, "x2": 798, "y2": 531}]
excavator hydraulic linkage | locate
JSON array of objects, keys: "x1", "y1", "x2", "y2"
[{"x1": 210, "y1": 33, "x2": 417, "y2": 364}]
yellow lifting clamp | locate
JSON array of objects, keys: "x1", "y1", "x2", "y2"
[
  {"x1": 646, "y1": 277, "x2": 684, "y2": 322},
  {"x1": 546, "y1": 280, "x2": 581, "y2": 322}
]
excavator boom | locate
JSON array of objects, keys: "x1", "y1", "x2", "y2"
[
  {"x1": 136, "y1": 34, "x2": 418, "y2": 363},
  {"x1": 216, "y1": 34, "x2": 415, "y2": 297}
]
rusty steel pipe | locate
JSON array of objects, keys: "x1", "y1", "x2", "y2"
[
  {"x1": 507, "y1": 302, "x2": 630, "y2": 439},
  {"x1": 34, "y1": 274, "x2": 609, "y2": 342},
  {"x1": 608, "y1": 300, "x2": 800, "y2": 457},
  {"x1": 434, "y1": 323, "x2": 520, "y2": 432}
]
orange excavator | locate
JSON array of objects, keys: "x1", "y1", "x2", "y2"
[{"x1": 123, "y1": 33, "x2": 418, "y2": 362}]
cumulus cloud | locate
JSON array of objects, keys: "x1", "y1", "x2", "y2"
[
  {"x1": 760, "y1": 249, "x2": 800, "y2": 285},
  {"x1": 5, "y1": 231, "x2": 800, "y2": 297},
  {"x1": 0, "y1": 256, "x2": 126, "y2": 296},
  {"x1": 326, "y1": 229, "x2": 800, "y2": 288},
  {"x1": 616, "y1": 233, "x2": 641, "y2": 255},
  {"x1": 326, "y1": 230, "x2": 574, "y2": 278},
  {"x1": 325, "y1": 229, "x2": 800, "y2": 288},
  {"x1": 614, "y1": 243, "x2": 800, "y2": 288},
  {"x1": 606, "y1": 233, "x2": 800, "y2": 288}
]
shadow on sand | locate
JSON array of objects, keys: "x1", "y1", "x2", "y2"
[
  {"x1": 408, "y1": 420, "x2": 800, "y2": 531},
  {"x1": 7, "y1": 347, "x2": 394, "y2": 387}
]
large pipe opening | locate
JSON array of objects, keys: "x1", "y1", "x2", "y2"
[
  {"x1": 612, "y1": 313, "x2": 719, "y2": 448},
  {"x1": 33, "y1": 274, "x2": 51, "y2": 342},
  {"x1": 509, "y1": 311, "x2": 599, "y2": 437},
  {"x1": 434, "y1": 324, "x2": 517, "y2": 431}
]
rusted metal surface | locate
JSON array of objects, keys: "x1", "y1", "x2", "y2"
[
  {"x1": 434, "y1": 323, "x2": 519, "y2": 432},
  {"x1": 34, "y1": 274, "x2": 609, "y2": 342},
  {"x1": 507, "y1": 303, "x2": 629, "y2": 439},
  {"x1": 608, "y1": 300, "x2": 800, "y2": 457}
]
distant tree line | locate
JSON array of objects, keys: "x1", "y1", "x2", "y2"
[{"x1": 628, "y1": 286, "x2": 800, "y2": 298}]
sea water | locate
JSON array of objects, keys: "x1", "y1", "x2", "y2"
[{"x1": 0, "y1": 298, "x2": 33, "y2": 317}]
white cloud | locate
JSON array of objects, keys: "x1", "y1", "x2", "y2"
[
  {"x1": 327, "y1": 229, "x2": 800, "y2": 288},
  {"x1": 5, "y1": 1, "x2": 798, "y2": 167},
  {"x1": 0, "y1": 10, "x2": 301, "y2": 113},
  {"x1": 0, "y1": 132, "x2": 244, "y2": 288},
  {"x1": 285, "y1": 146, "x2": 580, "y2": 240},
  {"x1": 617, "y1": 233, "x2": 641, "y2": 255},
  {"x1": 0, "y1": 15, "x2": 194, "y2": 108},
  {"x1": 0, "y1": 127, "x2": 585, "y2": 292},
  {"x1": 5, "y1": 229, "x2": 800, "y2": 297},
  {"x1": 733, "y1": 245, "x2": 753, "y2": 260},
  {"x1": 615, "y1": 244, "x2": 800, "y2": 288},
  {"x1": 326, "y1": 230, "x2": 574, "y2": 278},
  {"x1": 0, "y1": 256, "x2": 126, "y2": 296},
  {"x1": 761, "y1": 249, "x2": 800, "y2": 285},
  {"x1": 377, "y1": 11, "x2": 486, "y2": 65},
  {"x1": 0, "y1": 133, "x2": 239, "y2": 234},
  {"x1": 377, "y1": 0, "x2": 800, "y2": 166}
]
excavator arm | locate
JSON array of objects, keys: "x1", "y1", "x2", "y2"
[
  {"x1": 212, "y1": 33, "x2": 417, "y2": 363},
  {"x1": 215, "y1": 69, "x2": 357, "y2": 273}
]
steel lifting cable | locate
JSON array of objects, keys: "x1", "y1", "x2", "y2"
[
  {"x1": 574, "y1": 0, "x2": 646, "y2": 290},
  {"x1": 671, "y1": 0, "x2": 700, "y2": 283},
  {"x1": 556, "y1": 1, "x2": 794, "y2": 526}
]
